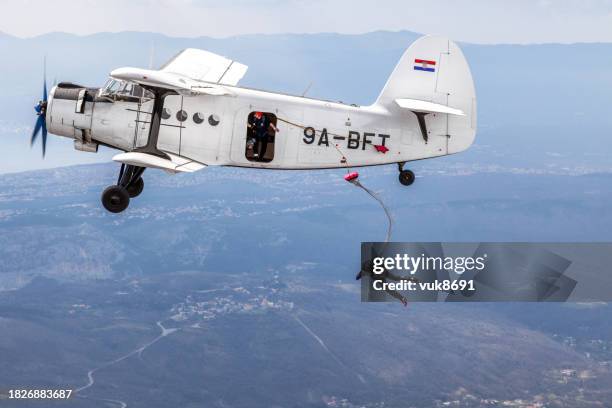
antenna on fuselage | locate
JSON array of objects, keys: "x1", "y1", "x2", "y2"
[
  {"x1": 301, "y1": 81, "x2": 313, "y2": 97},
  {"x1": 148, "y1": 42, "x2": 155, "y2": 69}
]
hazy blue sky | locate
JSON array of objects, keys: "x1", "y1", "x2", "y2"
[{"x1": 1, "y1": 0, "x2": 612, "y2": 43}]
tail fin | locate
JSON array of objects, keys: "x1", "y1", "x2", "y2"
[{"x1": 376, "y1": 35, "x2": 477, "y2": 154}]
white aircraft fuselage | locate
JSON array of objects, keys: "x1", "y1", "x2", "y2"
[{"x1": 40, "y1": 35, "x2": 477, "y2": 212}]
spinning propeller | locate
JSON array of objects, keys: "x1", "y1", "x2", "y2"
[{"x1": 31, "y1": 64, "x2": 48, "y2": 157}]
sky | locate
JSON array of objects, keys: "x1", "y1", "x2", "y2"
[{"x1": 1, "y1": 0, "x2": 612, "y2": 44}]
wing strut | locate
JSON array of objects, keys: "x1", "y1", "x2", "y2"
[{"x1": 134, "y1": 87, "x2": 175, "y2": 159}]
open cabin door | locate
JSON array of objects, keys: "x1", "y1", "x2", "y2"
[{"x1": 230, "y1": 107, "x2": 289, "y2": 167}]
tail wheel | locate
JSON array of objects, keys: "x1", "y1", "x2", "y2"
[
  {"x1": 399, "y1": 170, "x2": 415, "y2": 186},
  {"x1": 101, "y1": 185, "x2": 130, "y2": 213},
  {"x1": 127, "y1": 177, "x2": 144, "y2": 198}
]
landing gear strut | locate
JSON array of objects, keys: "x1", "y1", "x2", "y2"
[
  {"x1": 101, "y1": 86, "x2": 171, "y2": 213},
  {"x1": 101, "y1": 164, "x2": 145, "y2": 213},
  {"x1": 398, "y1": 162, "x2": 415, "y2": 186}
]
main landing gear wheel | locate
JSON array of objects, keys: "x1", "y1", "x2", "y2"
[
  {"x1": 127, "y1": 177, "x2": 144, "y2": 198},
  {"x1": 399, "y1": 169, "x2": 415, "y2": 186},
  {"x1": 101, "y1": 164, "x2": 146, "y2": 213},
  {"x1": 101, "y1": 185, "x2": 130, "y2": 213}
]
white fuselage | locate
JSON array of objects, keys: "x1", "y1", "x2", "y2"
[
  {"x1": 46, "y1": 36, "x2": 477, "y2": 170},
  {"x1": 43, "y1": 35, "x2": 478, "y2": 214},
  {"x1": 48, "y1": 84, "x2": 472, "y2": 170}
]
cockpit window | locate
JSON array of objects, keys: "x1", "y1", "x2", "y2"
[
  {"x1": 100, "y1": 79, "x2": 153, "y2": 100},
  {"x1": 118, "y1": 81, "x2": 133, "y2": 95},
  {"x1": 102, "y1": 79, "x2": 118, "y2": 94}
]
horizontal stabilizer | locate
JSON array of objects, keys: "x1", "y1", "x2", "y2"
[
  {"x1": 395, "y1": 98, "x2": 465, "y2": 116},
  {"x1": 113, "y1": 152, "x2": 206, "y2": 173}
]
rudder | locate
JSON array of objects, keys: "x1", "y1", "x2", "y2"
[{"x1": 375, "y1": 35, "x2": 477, "y2": 154}]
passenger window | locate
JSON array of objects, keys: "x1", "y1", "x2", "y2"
[{"x1": 245, "y1": 112, "x2": 278, "y2": 162}]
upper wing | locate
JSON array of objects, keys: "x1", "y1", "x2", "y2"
[
  {"x1": 110, "y1": 67, "x2": 232, "y2": 95},
  {"x1": 161, "y1": 48, "x2": 248, "y2": 86},
  {"x1": 110, "y1": 48, "x2": 248, "y2": 94}
]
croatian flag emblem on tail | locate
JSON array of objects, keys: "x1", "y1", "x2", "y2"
[{"x1": 414, "y1": 59, "x2": 436, "y2": 72}]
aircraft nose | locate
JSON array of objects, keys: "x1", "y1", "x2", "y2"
[
  {"x1": 46, "y1": 83, "x2": 92, "y2": 139},
  {"x1": 46, "y1": 84, "x2": 56, "y2": 113},
  {"x1": 52, "y1": 82, "x2": 86, "y2": 101},
  {"x1": 44, "y1": 83, "x2": 56, "y2": 134}
]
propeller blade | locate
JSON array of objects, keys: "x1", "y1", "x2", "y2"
[
  {"x1": 32, "y1": 57, "x2": 49, "y2": 157},
  {"x1": 31, "y1": 115, "x2": 44, "y2": 146},
  {"x1": 42, "y1": 120, "x2": 48, "y2": 157}
]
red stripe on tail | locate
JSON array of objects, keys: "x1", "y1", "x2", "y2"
[{"x1": 414, "y1": 59, "x2": 436, "y2": 65}]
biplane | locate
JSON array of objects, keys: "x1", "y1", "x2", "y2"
[{"x1": 31, "y1": 35, "x2": 476, "y2": 213}]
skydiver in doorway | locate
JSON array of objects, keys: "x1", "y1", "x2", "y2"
[{"x1": 248, "y1": 111, "x2": 279, "y2": 161}]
